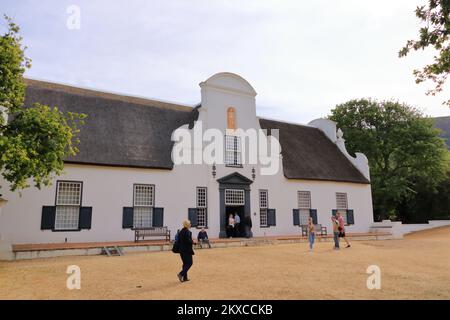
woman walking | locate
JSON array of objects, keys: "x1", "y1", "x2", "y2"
[
  {"x1": 308, "y1": 217, "x2": 315, "y2": 251},
  {"x1": 177, "y1": 220, "x2": 195, "y2": 282}
]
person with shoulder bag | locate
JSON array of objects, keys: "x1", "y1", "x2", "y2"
[{"x1": 177, "y1": 220, "x2": 195, "y2": 282}]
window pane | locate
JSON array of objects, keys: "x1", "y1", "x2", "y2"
[
  {"x1": 197, "y1": 188, "x2": 207, "y2": 208},
  {"x1": 133, "y1": 207, "x2": 153, "y2": 228},
  {"x1": 55, "y1": 206, "x2": 79, "y2": 230},
  {"x1": 260, "y1": 208, "x2": 268, "y2": 227},
  {"x1": 225, "y1": 189, "x2": 245, "y2": 205},
  {"x1": 56, "y1": 182, "x2": 82, "y2": 206},
  {"x1": 299, "y1": 209, "x2": 310, "y2": 225},
  {"x1": 134, "y1": 185, "x2": 154, "y2": 207},
  {"x1": 336, "y1": 193, "x2": 348, "y2": 209},
  {"x1": 197, "y1": 208, "x2": 207, "y2": 227},
  {"x1": 259, "y1": 190, "x2": 268, "y2": 209},
  {"x1": 225, "y1": 135, "x2": 241, "y2": 166},
  {"x1": 298, "y1": 191, "x2": 311, "y2": 209}
]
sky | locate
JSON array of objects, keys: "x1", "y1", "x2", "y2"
[{"x1": 1, "y1": 0, "x2": 449, "y2": 124}]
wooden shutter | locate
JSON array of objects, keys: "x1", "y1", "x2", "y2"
[
  {"x1": 153, "y1": 207, "x2": 164, "y2": 227},
  {"x1": 332, "y1": 209, "x2": 338, "y2": 216},
  {"x1": 310, "y1": 209, "x2": 318, "y2": 224},
  {"x1": 41, "y1": 206, "x2": 56, "y2": 230},
  {"x1": 122, "y1": 207, "x2": 134, "y2": 229},
  {"x1": 79, "y1": 207, "x2": 92, "y2": 230},
  {"x1": 267, "y1": 209, "x2": 276, "y2": 226},
  {"x1": 347, "y1": 209, "x2": 355, "y2": 225},
  {"x1": 292, "y1": 209, "x2": 300, "y2": 226},
  {"x1": 188, "y1": 208, "x2": 198, "y2": 227}
]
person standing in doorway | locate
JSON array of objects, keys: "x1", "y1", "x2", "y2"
[
  {"x1": 177, "y1": 220, "x2": 195, "y2": 282},
  {"x1": 227, "y1": 214, "x2": 235, "y2": 238},
  {"x1": 244, "y1": 215, "x2": 253, "y2": 238},
  {"x1": 307, "y1": 217, "x2": 315, "y2": 251},
  {"x1": 331, "y1": 215, "x2": 340, "y2": 250},
  {"x1": 336, "y1": 212, "x2": 351, "y2": 248},
  {"x1": 234, "y1": 213, "x2": 241, "y2": 237}
]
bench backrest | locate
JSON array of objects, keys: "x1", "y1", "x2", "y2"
[{"x1": 136, "y1": 227, "x2": 168, "y2": 235}]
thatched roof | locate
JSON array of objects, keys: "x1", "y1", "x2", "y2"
[
  {"x1": 259, "y1": 119, "x2": 369, "y2": 184},
  {"x1": 23, "y1": 79, "x2": 369, "y2": 183}
]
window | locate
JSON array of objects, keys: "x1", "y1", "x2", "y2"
[
  {"x1": 133, "y1": 184, "x2": 154, "y2": 228},
  {"x1": 227, "y1": 107, "x2": 236, "y2": 130},
  {"x1": 336, "y1": 192, "x2": 348, "y2": 224},
  {"x1": 225, "y1": 135, "x2": 242, "y2": 166},
  {"x1": 225, "y1": 189, "x2": 245, "y2": 206},
  {"x1": 197, "y1": 187, "x2": 207, "y2": 228},
  {"x1": 259, "y1": 190, "x2": 268, "y2": 227},
  {"x1": 55, "y1": 181, "x2": 82, "y2": 230},
  {"x1": 298, "y1": 191, "x2": 311, "y2": 225}
]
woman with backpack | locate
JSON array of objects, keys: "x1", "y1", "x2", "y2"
[{"x1": 177, "y1": 220, "x2": 195, "y2": 282}]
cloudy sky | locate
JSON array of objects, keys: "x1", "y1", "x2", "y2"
[{"x1": 2, "y1": 0, "x2": 449, "y2": 124}]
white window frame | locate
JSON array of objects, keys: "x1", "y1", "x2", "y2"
[
  {"x1": 298, "y1": 191, "x2": 311, "y2": 226},
  {"x1": 225, "y1": 135, "x2": 242, "y2": 167},
  {"x1": 259, "y1": 190, "x2": 268, "y2": 227},
  {"x1": 55, "y1": 181, "x2": 82, "y2": 230},
  {"x1": 133, "y1": 184, "x2": 155, "y2": 228},
  {"x1": 336, "y1": 192, "x2": 349, "y2": 225},
  {"x1": 225, "y1": 189, "x2": 245, "y2": 206},
  {"x1": 197, "y1": 187, "x2": 208, "y2": 228}
]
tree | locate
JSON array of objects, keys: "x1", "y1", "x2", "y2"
[
  {"x1": 399, "y1": 0, "x2": 450, "y2": 107},
  {"x1": 0, "y1": 15, "x2": 86, "y2": 191},
  {"x1": 329, "y1": 99, "x2": 448, "y2": 221}
]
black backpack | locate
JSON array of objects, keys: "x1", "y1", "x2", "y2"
[{"x1": 172, "y1": 230, "x2": 181, "y2": 253}]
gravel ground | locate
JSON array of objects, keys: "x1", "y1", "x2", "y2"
[{"x1": 1, "y1": 226, "x2": 449, "y2": 299}]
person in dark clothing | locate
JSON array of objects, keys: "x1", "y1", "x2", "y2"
[
  {"x1": 197, "y1": 228, "x2": 211, "y2": 248},
  {"x1": 244, "y1": 215, "x2": 253, "y2": 238},
  {"x1": 177, "y1": 220, "x2": 195, "y2": 282}
]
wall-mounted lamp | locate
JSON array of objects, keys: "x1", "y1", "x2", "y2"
[
  {"x1": 212, "y1": 163, "x2": 217, "y2": 178},
  {"x1": 252, "y1": 167, "x2": 256, "y2": 181}
]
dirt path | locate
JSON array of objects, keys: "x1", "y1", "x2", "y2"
[{"x1": 1, "y1": 226, "x2": 450, "y2": 299}]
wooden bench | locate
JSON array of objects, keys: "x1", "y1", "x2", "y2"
[
  {"x1": 300, "y1": 224, "x2": 327, "y2": 236},
  {"x1": 134, "y1": 227, "x2": 171, "y2": 242}
]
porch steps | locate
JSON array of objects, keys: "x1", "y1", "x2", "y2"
[{"x1": 101, "y1": 246, "x2": 123, "y2": 257}]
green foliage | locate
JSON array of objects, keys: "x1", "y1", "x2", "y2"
[
  {"x1": 329, "y1": 99, "x2": 448, "y2": 221},
  {"x1": 399, "y1": 0, "x2": 450, "y2": 106},
  {"x1": 0, "y1": 15, "x2": 86, "y2": 191}
]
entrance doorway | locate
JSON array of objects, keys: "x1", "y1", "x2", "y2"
[{"x1": 225, "y1": 205, "x2": 245, "y2": 238}]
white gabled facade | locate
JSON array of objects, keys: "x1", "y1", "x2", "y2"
[{"x1": 0, "y1": 72, "x2": 374, "y2": 245}]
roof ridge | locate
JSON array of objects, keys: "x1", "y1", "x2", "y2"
[
  {"x1": 258, "y1": 116, "x2": 317, "y2": 129},
  {"x1": 24, "y1": 77, "x2": 196, "y2": 112}
]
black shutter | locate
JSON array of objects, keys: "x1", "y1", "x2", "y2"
[
  {"x1": 153, "y1": 207, "x2": 164, "y2": 227},
  {"x1": 267, "y1": 209, "x2": 276, "y2": 226},
  {"x1": 347, "y1": 209, "x2": 355, "y2": 225},
  {"x1": 188, "y1": 208, "x2": 198, "y2": 227},
  {"x1": 41, "y1": 206, "x2": 56, "y2": 230},
  {"x1": 293, "y1": 209, "x2": 300, "y2": 226},
  {"x1": 79, "y1": 207, "x2": 92, "y2": 230},
  {"x1": 122, "y1": 207, "x2": 134, "y2": 229},
  {"x1": 310, "y1": 209, "x2": 318, "y2": 224},
  {"x1": 332, "y1": 209, "x2": 338, "y2": 216}
]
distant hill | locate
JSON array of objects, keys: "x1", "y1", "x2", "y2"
[{"x1": 434, "y1": 116, "x2": 450, "y2": 149}]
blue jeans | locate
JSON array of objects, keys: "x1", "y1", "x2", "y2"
[
  {"x1": 333, "y1": 232, "x2": 340, "y2": 248},
  {"x1": 309, "y1": 233, "x2": 315, "y2": 249}
]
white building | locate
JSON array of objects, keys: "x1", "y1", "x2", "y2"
[{"x1": 0, "y1": 72, "x2": 373, "y2": 245}]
